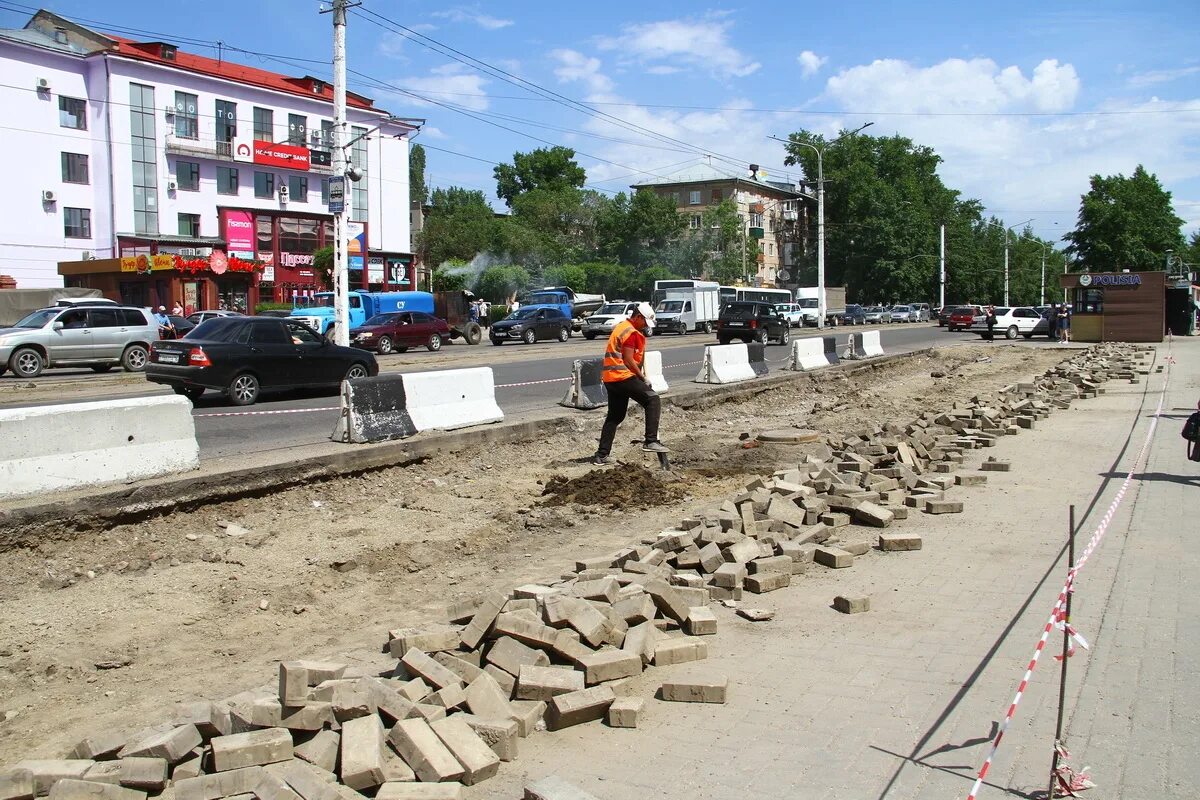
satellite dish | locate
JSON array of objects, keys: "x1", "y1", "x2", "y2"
[{"x1": 778, "y1": 270, "x2": 790, "y2": 281}]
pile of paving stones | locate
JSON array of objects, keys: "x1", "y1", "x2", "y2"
[{"x1": 0, "y1": 345, "x2": 1151, "y2": 800}]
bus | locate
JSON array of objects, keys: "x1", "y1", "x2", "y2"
[
  {"x1": 720, "y1": 286, "x2": 794, "y2": 306},
  {"x1": 651, "y1": 279, "x2": 720, "y2": 307}
]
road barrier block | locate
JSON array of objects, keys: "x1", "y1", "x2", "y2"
[
  {"x1": 694, "y1": 344, "x2": 758, "y2": 384},
  {"x1": 644, "y1": 351, "x2": 669, "y2": 394},
  {"x1": 559, "y1": 358, "x2": 607, "y2": 410},
  {"x1": 842, "y1": 333, "x2": 867, "y2": 360},
  {"x1": 334, "y1": 368, "x2": 503, "y2": 444},
  {"x1": 746, "y1": 342, "x2": 769, "y2": 377},
  {"x1": 0, "y1": 396, "x2": 198, "y2": 499},
  {"x1": 788, "y1": 337, "x2": 829, "y2": 371},
  {"x1": 822, "y1": 336, "x2": 840, "y2": 366},
  {"x1": 861, "y1": 330, "x2": 885, "y2": 358}
]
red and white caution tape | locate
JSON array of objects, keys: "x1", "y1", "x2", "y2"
[
  {"x1": 195, "y1": 406, "x2": 338, "y2": 418},
  {"x1": 964, "y1": 346, "x2": 1170, "y2": 800}
]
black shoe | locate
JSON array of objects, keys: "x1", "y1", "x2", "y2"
[
  {"x1": 592, "y1": 454, "x2": 614, "y2": 465},
  {"x1": 641, "y1": 440, "x2": 669, "y2": 453}
]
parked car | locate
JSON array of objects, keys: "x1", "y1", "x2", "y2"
[
  {"x1": 910, "y1": 303, "x2": 932, "y2": 321},
  {"x1": 968, "y1": 306, "x2": 1053, "y2": 339},
  {"x1": 145, "y1": 317, "x2": 377, "y2": 405},
  {"x1": 935, "y1": 306, "x2": 955, "y2": 327},
  {"x1": 489, "y1": 306, "x2": 572, "y2": 345},
  {"x1": 889, "y1": 304, "x2": 917, "y2": 322},
  {"x1": 863, "y1": 306, "x2": 893, "y2": 324},
  {"x1": 0, "y1": 304, "x2": 158, "y2": 378},
  {"x1": 947, "y1": 306, "x2": 983, "y2": 331},
  {"x1": 166, "y1": 315, "x2": 195, "y2": 338},
  {"x1": 582, "y1": 301, "x2": 640, "y2": 340},
  {"x1": 716, "y1": 301, "x2": 790, "y2": 345},
  {"x1": 186, "y1": 309, "x2": 243, "y2": 326},
  {"x1": 349, "y1": 311, "x2": 451, "y2": 354},
  {"x1": 839, "y1": 304, "x2": 868, "y2": 325},
  {"x1": 774, "y1": 303, "x2": 805, "y2": 327}
]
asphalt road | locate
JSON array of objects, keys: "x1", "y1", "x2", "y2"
[{"x1": 0, "y1": 323, "x2": 1043, "y2": 459}]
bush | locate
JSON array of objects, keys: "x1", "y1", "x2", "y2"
[{"x1": 255, "y1": 302, "x2": 294, "y2": 314}]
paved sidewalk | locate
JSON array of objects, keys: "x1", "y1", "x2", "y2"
[{"x1": 478, "y1": 339, "x2": 1196, "y2": 799}]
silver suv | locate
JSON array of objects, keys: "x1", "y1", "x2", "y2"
[{"x1": 0, "y1": 305, "x2": 159, "y2": 378}]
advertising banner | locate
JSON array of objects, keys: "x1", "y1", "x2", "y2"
[
  {"x1": 347, "y1": 221, "x2": 366, "y2": 270},
  {"x1": 224, "y1": 210, "x2": 256, "y2": 259},
  {"x1": 252, "y1": 142, "x2": 311, "y2": 171}
]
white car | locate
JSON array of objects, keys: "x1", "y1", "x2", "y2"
[
  {"x1": 890, "y1": 304, "x2": 918, "y2": 322},
  {"x1": 774, "y1": 303, "x2": 805, "y2": 327},
  {"x1": 582, "y1": 301, "x2": 641, "y2": 340},
  {"x1": 969, "y1": 306, "x2": 1053, "y2": 339}
]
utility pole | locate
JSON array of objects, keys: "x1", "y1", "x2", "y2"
[
  {"x1": 323, "y1": 0, "x2": 351, "y2": 346},
  {"x1": 939, "y1": 223, "x2": 945, "y2": 311}
]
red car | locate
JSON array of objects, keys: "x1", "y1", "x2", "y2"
[
  {"x1": 947, "y1": 305, "x2": 983, "y2": 332},
  {"x1": 349, "y1": 311, "x2": 451, "y2": 354}
]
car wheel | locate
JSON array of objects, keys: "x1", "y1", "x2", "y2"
[
  {"x1": 344, "y1": 363, "x2": 370, "y2": 381},
  {"x1": 396, "y1": 345, "x2": 409, "y2": 353},
  {"x1": 1005, "y1": 325, "x2": 1018, "y2": 340},
  {"x1": 173, "y1": 385, "x2": 204, "y2": 401},
  {"x1": 228, "y1": 373, "x2": 260, "y2": 406},
  {"x1": 778, "y1": 327, "x2": 790, "y2": 346},
  {"x1": 377, "y1": 335, "x2": 394, "y2": 355},
  {"x1": 9, "y1": 347, "x2": 44, "y2": 378},
  {"x1": 464, "y1": 322, "x2": 483, "y2": 345},
  {"x1": 754, "y1": 329, "x2": 768, "y2": 344},
  {"x1": 703, "y1": 321, "x2": 713, "y2": 334},
  {"x1": 90, "y1": 364, "x2": 114, "y2": 373},
  {"x1": 1023, "y1": 334, "x2": 1033, "y2": 340},
  {"x1": 491, "y1": 338, "x2": 504, "y2": 346},
  {"x1": 426, "y1": 334, "x2": 442, "y2": 352},
  {"x1": 522, "y1": 329, "x2": 537, "y2": 345},
  {"x1": 557, "y1": 327, "x2": 569, "y2": 343},
  {"x1": 584, "y1": 332, "x2": 596, "y2": 340},
  {"x1": 948, "y1": 325, "x2": 957, "y2": 332},
  {"x1": 121, "y1": 344, "x2": 149, "y2": 372}
]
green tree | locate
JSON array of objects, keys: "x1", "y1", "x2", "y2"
[
  {"x1": 544, "y1": 263, "x2": 587, "y2": 289},
  {"x1": 419, "y1": 187, "x2": 499, "y2": 268},
  {"x1": 409, "y1": 144, "x2": 427, "y2": 205},
  {"x1": 431, "y1": 265, "x2": 468, "y2": 292},
  {"x1": 475, "y1": 265, "x2": 530, "y2": 304},
  {"x1": 1063, "y1": 165, "x2": 1185, "y2": 271},
  {"x1": 312, "y1": 245, "x2": 334, "y2": 289},
  {"x1": 694, "y1": 200, "x2": 759, "y2": 285},
  {"x1": 494, "y1": 146, "x2": 587, "y2": 206},
  {"x1": 578, "y1": 261, "x2": 633, "y2": 298},
  {"x1": 629, "y1": 265, "x2": 681, "y2": 299}
]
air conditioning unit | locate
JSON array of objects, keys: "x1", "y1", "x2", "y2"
[
  {"x1": 164, "y1": 105, "x2": 176, "y2": 118},
  {"x1": 309, "y1": 131, "x2": 324, "y2": 145},
  {"x1": 42, "y1": 189, "x2": 56, "y2": 203},
  {"x1": 166, "y1": 180, "x2": 178, "y2": 191},
  {"x1": 80, "y1": 251, "x2": 93, "y2": 261},
  {"x1": 37, "y1": 77, "x2": 50, "y2": 91},
  {"x1": 178, "y1": 247, "x2": 196, "y2": 257},
  {"x1": 195, "y1": 247, "x2": 212, "y2": 257}
]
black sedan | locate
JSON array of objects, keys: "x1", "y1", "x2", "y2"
[
  {"x1": 489, "y1": 306, "x2": 572, "y2": 345},
  {"x1": 146, "y1": 317, "x2": 378, "y2": 405}
]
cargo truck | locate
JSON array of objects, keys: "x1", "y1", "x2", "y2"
[
  {"x1": 794, "y1": 286, "x2": 847, "y2": 326},
  {"x1": 290, "y1": 289, "x2": 483, "y2": 344}
]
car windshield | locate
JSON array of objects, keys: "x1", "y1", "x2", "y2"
[
  {"x1": 798, "y1": 299, "x2": 818, "y2": 308},
  {"x1": 994, "y1": 307, "x2": 1011, "y2": 315},
  {"x1": 507, "y1": 308, "x2": 538, "y2": 320},
  {"x1": 658, "y1": 301, "x2": 684, "y2": 313},
  {"x1": 723, "y1": 303, "x2": 759, "y2": 320},
  {"x1": 775, "y1": 304, "x2": 792, "y2": 312},
  {"x1": 12, "y1": 309, "x2": 59, "y2": 328},
  {"x1": 364, "y1": 313, "x2": 399, "y2": 326},
  {"x1": 596, "y1": 303, "x2": 629, "y2": 315},
  {"x1": 188, "y1": 318, "x2": 245, "y2": 342},
  {"x1": 893, "y1": 306, "x2": 910, "y2": 312}
]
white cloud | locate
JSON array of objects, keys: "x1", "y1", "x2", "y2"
[
  {"x1": 797, "y1": 50, "x2": 827, "y2": 79},
  {"x1": 432, "y1": 7, "x2": 513, "y2": 30},
  {"x1": 1127, "y1": 65, "x2": 1200, "y2": 87},
  {"x1": 597, "y1": 15, "x2": 760, "y2": 79},
  {"x1": 550, "y1": 49, "x2": 613, "y2": 94},
  {"x1": 386, "y1": 64, "x2": 490, "y2": 111}
]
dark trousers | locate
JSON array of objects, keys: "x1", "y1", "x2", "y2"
[{"x1": 597, "y1": 377, "x2": 660, "y2": 457}]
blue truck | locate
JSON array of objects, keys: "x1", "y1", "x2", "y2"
[
  {"x1": 516, "y1": 286, "x2": 606, "y2": 331},
  {"x1": 290, "y1": 289, "x2": 482, "y2": 344}
]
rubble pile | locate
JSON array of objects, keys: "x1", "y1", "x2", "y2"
[{"x1": 0, "y1": 345, "x2": 1151, "y2": 800}]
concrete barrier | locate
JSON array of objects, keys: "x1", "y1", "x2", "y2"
[
  {"x1": 842, "y1": 332, "x2": 867, "y2": 360},
  {"x1": 0, "y1": 396, "x2": 199, "y2": 499},
  {"x1": 822, "y1": 336, "x2": 840, "y2": 366},
  {"x1": 559, "y1": 358, "x2": 607, "y2": 410},
  {"x1": 788, "y1": 337, "x2": 830, "y2": 371},
  {"x1": 746, "y1": 342, "x2": 769, "y2": 377},
  {"x1": 644, "y1": 351, "x2": 669, "y2": 394},
  {"x1": 334, "y1": 367, "x2": 503, "y2": 443},
  {"x1": 694, "y1": 343, "x2": 758, "y2": 384},
  {"x1": 861, "y1": 329, "x2": 885, "y2": 358}
]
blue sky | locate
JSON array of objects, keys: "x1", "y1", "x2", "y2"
[{"x1": 5, "y1": 0, "x2": 1199, "y2": 243}]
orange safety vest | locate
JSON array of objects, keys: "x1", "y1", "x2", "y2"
[{"x1": 601, "y1": 319, "x2": 644, "y2": 383}]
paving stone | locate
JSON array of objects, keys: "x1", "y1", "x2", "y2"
[
  {"x1": 879, "y1": 532, "x2": 923, "y2": 551},
  {"x1": 955, "y1": 473, "x2": 988, "y2": 486},
  {"x1": 365, "y1": 678, "x2": 417, "y2": 724},
  {"x1": 172, "y1": 767, "x2": 264, "y2": 800},
  {"x1": 459, "y1": 593, "x2": 507, "y2": 651},
  {"x1": 492, "y1": 613, "x2": 561, "y2": 650},
  {"x1": 395, "y1": 678, "x2": 431, "y2": 703},
  {"x1": 834, "y1": 595, "x2": 871, "y2": 614},
  {"x1": 721, "y1": 538, "x2": 759, "y2": 564},
  {"x1": 79, "y1": 763, "x2": 120, "y2": 786},
  {"x1": 735, "y1": 607, "x2": 775, "y2": 622},
  {"x1": 278, "y1": 662, "x2": 309, "y2": 705},
  {"x1": 507, "y1": 700, "x2": 546, "y2": 738},
  {"x1": 117, "y1": 759, "x2": 167, "y2": 792},
  {"x1": 338, "y1": 716, "x2": 387, "y2": 790},
  {"x1": 746, "y1": 555, "x2": 792, "y2": 574},
  {"x1": 172, "y1": 702, "x2": 232, "y2": 740},
  {"x1": 576, "y1": 650, "x2": 642, "y2": 685},
  {"x1": 745, "y1": 572, "x2": 790, "y2": 593},
  {"x1": 408, "y1": 704, "x2": 446, "y2": 723},
  {"x1": 119, "y1": 726, "x2": 202, "y2": 765},
  {"x1": 0, "y1": 770, "x2": 34, "y2": 800},
  {"x1": 711, "y1": 562, "x2": 746, "y2": 589},
  {"x1": 659, "y1": 676, "x2": 728, "y2": 704},
  {"x1": 210, "y1": 728, "x2": 292, "y2": 773},
  {"x1": 605, "y1": 697, "x2": 643, "y2": 729},
  {"x1": 515, "y1": 664, "x2": 584, "y2": 701},
  {"x1": 485, "y1": 636, "x2": 550, "y2": 677},
  {"x1": 523, "y1": 776, "x2": 601, "y2": 800},
  {"x1": 852, "y1": 501, "x2": 895, "y2": 528},
  {"x1": 548, "y1": 630, "x2": 595, "y2": 665},
  {"x1": 70, "y1": 732, "x2": 126, "y2": 761},
  {"x1": 429, "y1": 716, "x2": 500, "y2": 786},
  {"x1": 387, "y1": 625, "x2": 461, "y2": 657},
  {"x1": 279, "y1": 703, "x2": 335, "y2": 732},
  {"x1": 376, "y1": 785, "x2": 463, "y2": 800},
  {"x1": 482, "y1": 665, "x2": 516, "y2": 698},
  {"x1": 293, "y1": 730, "x2": 340, "y2": 774},
  {"x1": 819, "y1": 512, "x2": 851, "y2": 528},
  {"x1": 706, "y1": 585, "x2": 743, "y2": 602},
  {"x1": 46, "y1": 781, "x2": 145, "y2": 800},
  {"x1": 387, "y1": 719, "x2": 462, "y2": 784},
  {"x1": 841, "y1": 541, "x2": 870, "y2": 556},
  {"x1": 400, "y1": 649, "x2": 464, "y2": 691},
  {"x1": 610, "y1": 593, "x2": 656, "y2": 626},
  {"x1": 980, "y1": 459, "x2": 1012, "y2": 472},
  {"x1": 643, "y1": 579, "x2": 691, "y2": 623},
  {"x1": 683, "y1": 606, "x2": 717, "y2": 636},
  {"x1": 814, "y1": 546, "x2": 854, "y2": 569},
  {"x1": 652, "y1": 637, "x2": 708, "y2": 666},
  {"x1": 620, "y1": 620, "x2": 659, "y2": 666},
  {"x1": 545, "y1": 686, "x2": 616, "y2": 730},
  {"x1": 252, "y1": 772, "x2": 303, "y2": 800},
  {"x1": 456, "y1": 715, "x2": 519, "y2": 762},
  {"x1": 425, "y1": 684, "x2": 466, "y2": 711},
  {"x1": 924, "y1": 499, "x2": 965, "y2": 514}
]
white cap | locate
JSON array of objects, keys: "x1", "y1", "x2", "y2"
[
  {"x1": 158, "y1": 305, "x2": 167, "y2": 311},
  {"x1": 634, "y1": 302, "x2": 655, "y2": 322}
]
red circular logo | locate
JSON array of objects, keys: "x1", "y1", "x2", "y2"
[{"x1": 210, "y1": 250, "x2": 228, "y2": 275}]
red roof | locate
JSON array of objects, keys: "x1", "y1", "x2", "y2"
[{"x1": 109, "y1": 38, "x2": 379, "y2": 111}]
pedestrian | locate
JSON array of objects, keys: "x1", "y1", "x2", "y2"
[
  {"x1": 985, "y1": 305, "x2": 997, "y2": 341},
  {"x1": 480, "y1": 299, "x2": 490, "y2": 326},
  {"x1": 153, "y1": 305, "x2": 175, "y2": 339},
  {"x1": 593, "y1": 302, "x2": 668, "y2": 465},
  {"x1": 468, "y1": 300, "x2": 480, "y2": 323},
  {"x1": 1057, "y1": 303, "x2": 1071, "y2": 345},
  {"x1": 1183, "y1": 400, "x2": 1200, "y2": 463},
  {"x1": 171, "y1": 300, "x2": 183, "y2": 316}
]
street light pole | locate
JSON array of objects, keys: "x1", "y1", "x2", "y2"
[
  {"x1": 991, "y1": 218, "x2": 1033, "y2": 306},
  {"x1": 770, "y1": 122, "x2": 873, "y2": 329},
  {"x1": 939, "y1": 223, "x2": 946, "y2": 311},
  {"x1": 326, "y1": 0, "x2": 350, "y2": 346}
]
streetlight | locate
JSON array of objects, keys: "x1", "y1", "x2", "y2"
[
  {"x1": 771, "y1": 121, "x2": 874, "y2": 329},
  {"x1": 986, "y1": 218, "x2": 1033, "y2": 305}
]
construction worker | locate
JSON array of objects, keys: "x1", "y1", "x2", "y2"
[{"x1": 593, "y1": 302, "x2": 668, "y2": 465}]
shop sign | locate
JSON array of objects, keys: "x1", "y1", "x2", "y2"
[
  {"x1": 310, "y1": 150, "x2": 332, "y2": 167},
  {"x1": 280, "y1": 252, "x2": 315, "y2": 268},
  {"x1": 262, "y1": 266, "x2": 275, "y2": 282},
  {"x1": 253, "y1": 142, "x2": 310, "y2": 171},
  {"x1": 1078, "y1": 273, "x2": 1142, "y2": 287},
  {"x1": 232, "y1": 136, "x2": 253, "y2": 163},
  {"x1": 368, "y1": 257, "x2": 385, "y2": 283},
  {"x1": 347, "y1": 221, "x2": 366, "y2": 269},
  {"x1": 120, "y1": 254, "x2": 174, "y2": 273},
  {"x1": 224, "y1": 210, "x2": 256, "y2": 258}
]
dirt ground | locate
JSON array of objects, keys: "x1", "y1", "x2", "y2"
[{"x1": 0, "y1": 344, "x2": 1065, "y2": 761}]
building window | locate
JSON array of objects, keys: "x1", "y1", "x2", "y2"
[
  {"x1": 255, "y1": 171, "x2": 275, "y2": 199},
  {"x1": 174, "y1": 91, "x2": 198, "y2": 139},
  {"x1": 61, "y1": 152, "x2": 89, "y2": 184},
  {"x1": 321, "y1": 178, "x2": 330, "y2": 203},
  {"x1": 217, "y1": 166, "x2": 239, "y2": 195},
  {"x1": 253, "y1": 107, "x2": 274, "y2": 142},
  {"x1": 288, "y1": 114, "x2": 307, "y2": 145},
  {"x1": 178, "y1": 213, "x2": 200, "y2": 237},
  {"x1": 58, "y1": 96, "x2": 86, "y2": 129},
  {"x1": 768, "y1": 243, "x2": 775, "y2": 256},
  {"x1": 215, "y1": 99, "x2": 237, "y2": 151},
  {"x1": 64, "y1": 207, "x2": 91, "y2": 238},
  {"x1": 749, "y1": 212, "x2": 764, "y2": 228},
  {"x1": 176, "y1": 160, "x2": 199, "y2": 191},
  {"x1": 129, "y1": 83, "x2": 158, "y2": 236},
  {"x1": 1072, "y1": 288, "x2": 1103, "y2": 314},
  {"x1": 319, "y1": 119, "x2": 335, "y2": 149},
  {"x1": 689, "y1": 214, "x2": 702, "y2": 229},
  {"x1": 689, "y1": 190, "x2": 701, "y2": 205},
  {"x1": 351, "y1": 126, "x2": 368, "y2": 220},
  {"x1": 711, "y1": 189, "x2": 722, "y2": 203},
  {"x1": 288, "y1": 175, "x2": 308, "y2": 202}
]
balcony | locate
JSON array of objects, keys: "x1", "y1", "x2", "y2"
[{"x1": 165, "y1": 134, "x2": 231, "y2": 161}]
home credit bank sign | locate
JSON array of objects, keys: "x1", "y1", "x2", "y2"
[{"x1": 253, "y1": 142, "x2": 310, "y2": 170}]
